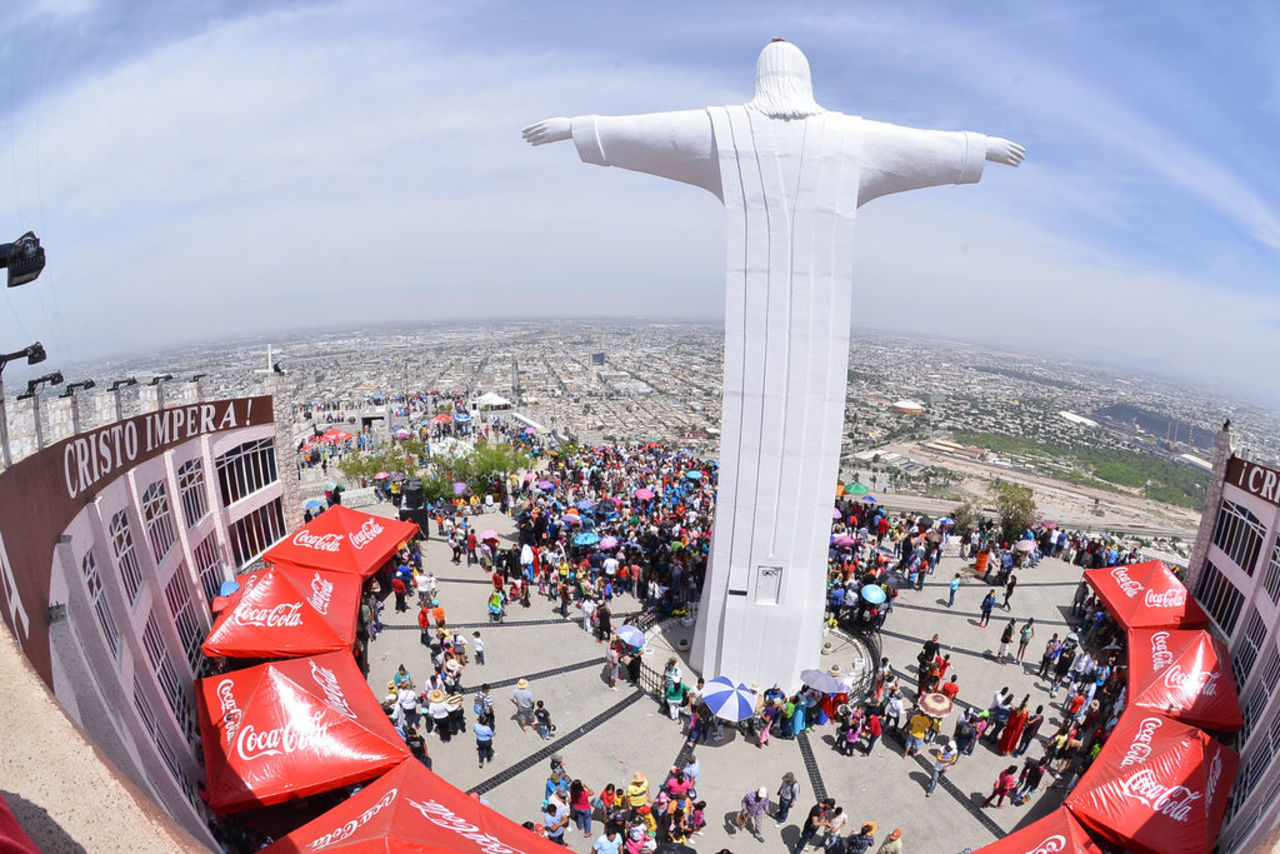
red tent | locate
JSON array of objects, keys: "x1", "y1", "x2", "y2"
[
  {"x1": 261, "y1": 759, "x2": 569, "y2": 853},
  {"x1": 1064, "y1": 709, "x2": 1238, "y2": 854},
  {"x1": 196, "y1": 651, "x2": 410, "y2": 813},
  {"x1": 263, "y1": 506, "x2": 419, "y2": 578},
  {"x1": 971, "y1": 807, "x2": 1102, "y2": 854},
  {"x1": 201, "y1": 564, "x2": 362, "y2": 659},
  {"x1": 1128, "y1": 629, "x2": 1243, "y2": 731},
  {"x1": 1083, "y1": 561, "x2": 1210, "y2": 630}
]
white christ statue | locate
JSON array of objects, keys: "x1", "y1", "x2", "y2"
[{"x1": 523, "y1": 39, "x2": 1024, "y2": 691}]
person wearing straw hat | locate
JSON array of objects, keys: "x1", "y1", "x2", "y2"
[
  {"x1": 511, "y1": 678, "x2": 535, "y2": 730},
  {"x1": 876, "y1": 828, "x2": 902, "y2": 854},
  {"x1": 427, "y1": 689, "x2": 451, "y2": 741},
  {"x1": 624, "y1": 772, "x2": 650, "y2": 816}
]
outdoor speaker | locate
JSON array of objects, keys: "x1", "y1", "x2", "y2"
[{"x1": 402, "y1": 478, "x2": 424, "y2": 509}]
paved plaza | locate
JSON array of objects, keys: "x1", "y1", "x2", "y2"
[{"x1": 361, "y1": 502, "x2": 1087, "y2": 853}]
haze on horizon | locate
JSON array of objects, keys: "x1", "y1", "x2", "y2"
[{"x1": 1, "y1": 1, "x2": 1278, "y2": 404}]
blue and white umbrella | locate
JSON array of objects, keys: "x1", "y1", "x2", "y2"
[
  {"x1": 305, "y1": 499, "x2": 324, "y2": 510},
  {"x1": 617, "y1": 625, "x2": 646, "y2": 648},
  {"x1": 701, "y1": 676, "x2": 756, "y2": 722},
  {"x1": 573, "y1": 531, "x2": 601, "y2": 547},
  {"x1": 575, "y1": 499, "x2": 595, "y2": 512},
  {"x1": 861, "y1": 584, "x2": 887, "y2": 605},
  {"x1": 218, "y1": 580, "x2": 241, "y2": 597}
]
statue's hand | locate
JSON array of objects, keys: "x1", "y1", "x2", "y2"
[
  {"x1": 522, "y1": 118, "x2": 572, "y2": 146},
  {"x1": 985, "y1": 137, "x2": 1026, "y2": 167}
]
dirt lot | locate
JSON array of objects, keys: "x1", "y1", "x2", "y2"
[{"x1": 880, "y1": 440, "x2": 1202, "y2": 542}]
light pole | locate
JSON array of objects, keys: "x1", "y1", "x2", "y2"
[
  {"x1": 150, "y1": 374, "x2": 173, "y2": 411},
  {"x1": 109, "y1": 378, "x2": 137, "y2": 422},
  {"x1": 0, "y1": 231, "x2": 45, "y2": 288},
  {"x1": 190, "y1": 373, "x2": 206, "y2": 403},
  {"x1": 60, "y1": 379, "x2": 97, "y2": 435},
  {"x1": 16, "y1": 371, "x2": 65, "y2": 452},
  {"x1": 0, "y1": 342, "x2": 47, "y2": 469}
]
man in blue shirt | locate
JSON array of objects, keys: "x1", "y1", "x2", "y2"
[
  {"x1": 474, "y1": 718, "x2": 494, "y2": 768},
  {"x1": 543, "y1": 800, "x2": 569, "y2": 846},
  {"x1": 948, "y1": 574, "x2": 961, "y2": 608}
]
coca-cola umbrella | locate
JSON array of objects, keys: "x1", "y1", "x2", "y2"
[
  {"x1": 970, "y1": 807, "x2": 1103, "y2": 854},
  {"x1": 1127, "y1": 629, "x2": 1243, "y2": 731},
  {"x1": 260, "y1": 758, "x2": 568, "y2": 853},
  {"x1": 1064, "y1": 709, "x2": 1239, "y2": 854},
  {"x1": 1083, "y1": 561, "x2": 1210, "y2": 630},
  {"x1": 263, "y1": 506, "x2": 419, "y2": 578},
  {"x1": 202, "y1": 564, "x2": 362, "y2": 659},
  {"x1": 197, "y1": 651, "x2": 410, "y2": 813}
]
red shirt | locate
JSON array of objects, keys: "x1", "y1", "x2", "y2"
[
  {"x1": 392, "y1": 577, "x2": 407, "y2": 595},
  {"x1": 941, "y1": 682, "x2": 960, "y2": 701},
  {"x1": 866, "y1": 715, "x2": 883, "y2": 737}
]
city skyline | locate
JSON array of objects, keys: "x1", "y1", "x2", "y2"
[{"x1": 1, "y1": 1, "x2": 1278, "y2": 400}]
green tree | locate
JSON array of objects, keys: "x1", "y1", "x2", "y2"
[
  {"x1": 951, "y1": 498, "x2": 982, "y2": 537},
  {"x1": 993, "y1": 480, "x2": 1037, "y2": 545}
]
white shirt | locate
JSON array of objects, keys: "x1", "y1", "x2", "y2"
[
  {"x1": 473, "y1": 636, "x2": 484, "y2": 653},
  {"x1": 398, "y1": 688, "x2": 418, "y2": 711}
]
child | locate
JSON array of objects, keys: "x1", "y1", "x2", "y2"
[
  {"x1": 534, "y1": 700, "x2": 554, "y2": 740},
  {"x1": 452, "y1": 632, "x2": 468, "y2": 666},
  {"x1": 691, "y1": 800, "x2": 707, "y2": 833},
  {"x1": 472, "y1": 631, "x2": 485, "y2": 665}
]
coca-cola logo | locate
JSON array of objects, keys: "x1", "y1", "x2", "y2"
[
  {"x1": 236, "y1": 711, "x2": 331, "y2": 762},
  {"x1": 1205, "y1": 753, "x2": 1223, "y2": 807},
  {"x1": 1111, "y1": 566, "x2": 1143, "y2": 598},
  {"x1": 1120, "y1": 769, "x2": 1201, "y2": 822},
  {"x1": 1150, "y1": 631, "x2": 1173, "y2": 672},
  {"x1": 234, "y1": 602, "x2": 304, "y2": 628},
  {"x1": 309, "y1": 659, "x2": 358, "y2": 719},
  {"x1": 1145, "y1": 588, "x2": 1187, "y2": 608},
  {"x1": 293, "y1": 531, "x2": 344, "y2": 552},
  {"x1": 309, "y1": 573, "x2": 334, "y2": 616},
  {"x1": 1122, "y1": 717, "x2": 1164, "y2": 767},
  {"x1": 404, "y1": 798, "x2": 527, "y2": 854},
  {"x1": 305, "y1": 788, "x2": 398, "y2": 850},
  {"x1": 1025, "y1": 836, "x2": 1068, "y2": 854},
  {"x1": 216, "y1": 679, "x2": 243, "y2": 748},
  {"x1": 348, "y1": 519, "x2": 385, "y2": 550},
  {"x1": 1163, "y1": 665, "x2": 1220, "y2": 697}
]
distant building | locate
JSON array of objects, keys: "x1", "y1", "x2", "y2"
[
  {"x1": 1184, "y1": 424, "x2": 1280, "y2": 853},
  {"x1": 1058, "y1": 410, "x2": 1099, "y2": 428},
  {"x1": 591, "y1": 352, "x2": 606, "y2": 366},
  {"x1": 891, "y1": 399, "x2": 925, "y2": 416}
]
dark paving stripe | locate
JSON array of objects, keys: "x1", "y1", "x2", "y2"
[
  {"x1": 468, "y1": 689, "x2": 646, "y2": 795},
  {"x1": 907, "y1": 751, "x2": 1004, "y2": 840},
  {"x1": 891, "y1": 601, "x2": 1072, "y2": 628},
  {"x1": 461, "y1": 656, "x2": 603, "y2": 693},
  {"x1": 795, "y1": 731, "x2": 828, "y2": 802},
  {"x1": 436, "y1": 576, "x2": 498, "y2": 585}
]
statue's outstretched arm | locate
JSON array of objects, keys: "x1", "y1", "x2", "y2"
[
  {"x1": 523, "y1": 111, "x2": 721, "y2": 199},
  {"x1": 858, "y1": 119, "x2": 1024, "y2": 207}
]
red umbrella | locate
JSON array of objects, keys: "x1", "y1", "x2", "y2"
[
  {"x1": 1083, "y1": 561, "x2": 1210, "y2": 630},
  {"x1": 197, "y1": 652, "x2": 410, "y2": 814},
  {"x1": 260, "y1": 759, "x2": 569, "y2": 853},
  {"x1": 971, "y1": 807, "x2": 1102, "y2": 854},
  {"x1": 202, "y1": 564, "x2": 363, "y2": 659},
  {"x1": 1127, "y1": 629, "x2": 1243, "y2": 731},
  {"x1": 264, "y1": 506, "x2": 419, "y2": 578},
  {"x1": 1064, "y1": 709, "x2": 1238, "y2": 854},
  {"x1": 323, "y1": 428, "x2": 353, "y2": 443}
]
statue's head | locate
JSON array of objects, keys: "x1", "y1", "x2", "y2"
[{"x1": 746, "y1": 39, "x2": 824, "y2": 120}]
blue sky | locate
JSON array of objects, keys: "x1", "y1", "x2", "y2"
[{"x1": 1, "y1": 0, "x2": 1278, "y2": 401}]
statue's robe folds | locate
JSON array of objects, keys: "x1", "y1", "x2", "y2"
[{"x1": 570, "y1": 106, "x2": 988, "y2": 688}]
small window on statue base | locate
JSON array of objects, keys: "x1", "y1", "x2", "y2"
[{"x1": 754, "y1": 565, "x2": 782, "y2": 605}]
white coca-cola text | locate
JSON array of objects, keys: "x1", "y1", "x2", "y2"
[
  {"x1": 1026, "y1": 835, "x2": 1068, "y2": 854},
  {"x1": 308, "y1": 573, "x2": 334, "y2": 615},
  {"x1": 293, "y1": 531, "x2": 343, "y2": 552},
  {"x1": 305, "y1": 788, "x2": 398, "y2": 850},
  {"x1": 1111, "y1": 566, "x2": 1143, "y2": 598},
  {"x1": 1163, "y1": 664, "x2": 1220, "y2": 697},
  {"x1": 309, "y1": 659, "x2": 358, "y2": 719},
  {"x1": 347, "y1": 519, "x2": 385, "y2": 550},
  {"x1": 1122, "y1": 717, "x2": 1164, "y2": 767},
  {"x1": 1120, "y1": 769, "x2": 1201, "y2": 822},
  {"x1": 234, "y1": 602, "x2": 304, "y2": 628},
  {"x1": 1145, "y1": 588, "x2": 1186, "y2": 608},
  {"x1": 236, "y1": 711, "x2": 331, "y2": 762},
  {"x1": 1205, "y1": 753, "x2": 1223, "y2": 807},
  {"x1": 217, "y1": 678, "x2": 243, "y2": 748},
  {"x1": 404, "y1": 798, "x2": 528, "y2": 854},
  {"x1": 1150, "y1": 631, "x2": 1173, "y2": 672}
]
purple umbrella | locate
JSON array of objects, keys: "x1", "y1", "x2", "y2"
[
  {"x1": 599, "y1": 536, "x2": 618, "y2": 550},
  {"x1": 453, "y1": 481, "x2": 469, "y2": 496},
  {"x1": 832, "y1": 535, "x2": 856, "y2": 548},
  {"x1": 831, "y1": 507, "x2": 842, "y2": 520},
  {"x1": 537, "y1": 480, "x2": 555, "y2": 491}
]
